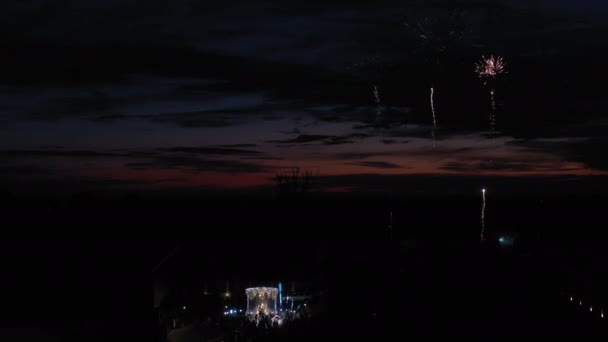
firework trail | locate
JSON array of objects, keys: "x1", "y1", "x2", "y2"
[
  {"x1": 490, "y1": 89, "x2": 496, "y2": 134},
  {"x1": 430, "y1": 87, "x2": 437, "y2": 146},
  {"x1": 376, "y1": 105, "x2": 384, "y2": 120},
  {"x1": 480, "y1": 188, "x2": 486, "y2": 243},
  {"x1": 430, "y1": 87, "x2": 437, "y2": 127},
  {"x1": 373, "y1": 85, "x2": 384, "y2": 120},
  {"x1": 373, "y1": 85, "x2": 381, "y2": 104},
  {"x1": 476, "y1": 56, "x2": 506, "y2": 134}
]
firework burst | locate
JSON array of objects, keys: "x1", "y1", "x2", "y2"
[{"x1": 475, "y1": 55, "x2": 507, "y2": 83}]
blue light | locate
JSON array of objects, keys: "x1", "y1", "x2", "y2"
[
  {"x1": 498, "y1": 236, "x2": 514, "y2": 247},
  {"x1": 279, "y1": 282, "x2": 283, "y2": 311}
]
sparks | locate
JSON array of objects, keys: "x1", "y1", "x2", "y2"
[{"x1": 475, "y1": 55, "x2": 507, "y2": 81}]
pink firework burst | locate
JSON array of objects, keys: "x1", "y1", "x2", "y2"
[{"x1": 475, "y1": 55, "x2": 507, "y2": 80}]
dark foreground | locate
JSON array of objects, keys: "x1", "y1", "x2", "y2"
[{"x1": 1, "y1": 195, "x2": 606, "y2": 340}]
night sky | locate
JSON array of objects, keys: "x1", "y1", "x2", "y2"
[{"x1": 2, "y1": 0, "x2": 608, "y2": 196}]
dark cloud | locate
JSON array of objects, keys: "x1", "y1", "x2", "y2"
[
  {"x1": 217, "y1": 144, "x2": 257, "y2": 148},
  {"x1": 323, "y1": 140, "x2": 354, "y2": 145},
  {"x1": 91, "y1": 114, "x2": 129, "y2": 122},
  {"x1": 0, "y1": 164, "x2": 54, "y2": 176},
  {"x1": 77, "y1": 177, "x2": 183, "y2": 187},
  {"x1": 508, "y1": 138, "x2": 608, "y2": 171},
  {"x1": 0, "y1": 150, "x2": 120, "y2": 158},
  {"x1": 268, "y1": 134, "x2": 332, "y2": 144},
  {"x1": 346, "y1": 161, "x2": 402, "y2": 169},
  {"x1": 440, "y1": 161, "x2": 578, "y2": 173},
  {"x1": 128, "y1": 155, "x2": 271, "y2": 174},
  {"x1": 143, "y1": 112, "x2": 235, "y2": 128},
  {"x1": 268, "y1": 133, "x2": 369, "y2": 145},
  {"x1": 334, "y1": 151, "x2": 397, "y2": 160},
  {"x1": 160, "y1": 146, "x2": 261, "y2": 155},
  {"x1": 26, "y1": 91, "x2": 116, "y2": 120},
  {"x1": 241, "y1": 156, "x2": 284, "y2": 161}
]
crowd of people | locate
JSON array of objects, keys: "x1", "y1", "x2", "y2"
[{"x1": 221, "y1": 309, "x2": 312, "y2": 342}]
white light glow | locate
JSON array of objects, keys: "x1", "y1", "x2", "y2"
[{"x1": 480, "y1": 188, "x2": 486, "y2": 243}]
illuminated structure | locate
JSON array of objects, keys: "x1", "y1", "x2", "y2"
[{"x1": 246, "y1": 287, "x2": 279, "y2": 315}]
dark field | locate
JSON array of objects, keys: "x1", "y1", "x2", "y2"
[{"x1": 1, "y1": 194, "x2": 606, "y2": 340}]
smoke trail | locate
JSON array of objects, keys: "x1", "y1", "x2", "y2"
[
  {"x1": 373, "y1": 85, "x2": 380, "y2": 104},
  {"x1": 476, "y1": 56, "x2": 506, "y2": 135},
  {"x1": 430, "y1": 87, "x2": 437, "y2": 127},
  {"x1": 373, "y1": 85, "x2": 383, "y2": 120}
]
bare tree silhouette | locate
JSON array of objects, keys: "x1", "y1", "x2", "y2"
[{"x1": 274, "y1": 167, "x2": 318, "y2": 196}]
